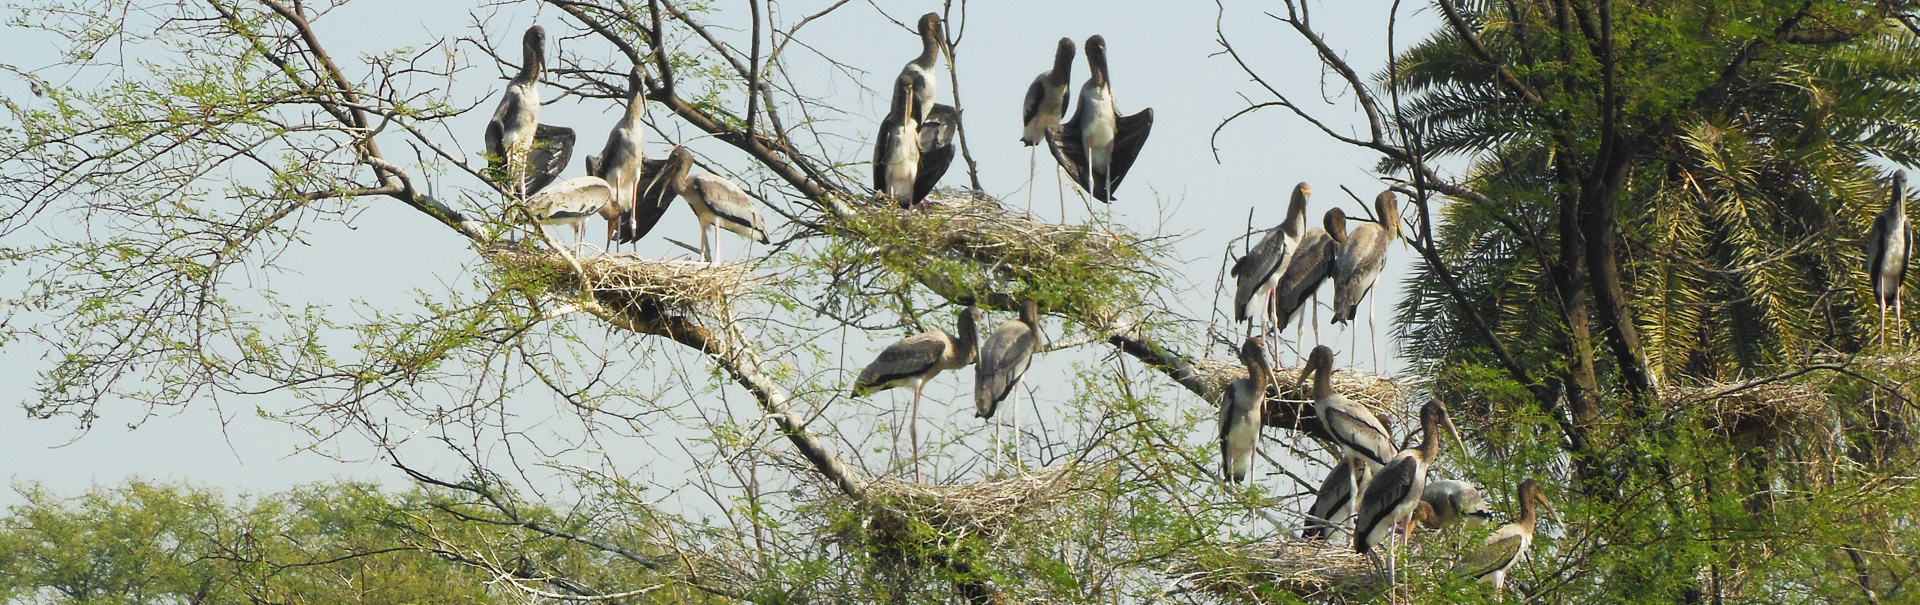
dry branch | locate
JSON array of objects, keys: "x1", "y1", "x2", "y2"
[{"x1": 1168, "y1": 538, "x2": 1402, "y2": 602}]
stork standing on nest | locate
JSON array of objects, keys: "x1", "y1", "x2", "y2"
[
  {"x1": 1047, "y1": 35, "x2": 1153, "y2": 203},
  {"x1": 914, "y1": 103, "x2": 959, "y2": 207},
  {"x1": 976, "y1": 299, "x2": 1041, "y2": 469},
  {"x1": 899, "y1": 13, "x2": 946, "y2": 122},
  {"x1": 1021, "y1": 37, "x2": 1074, "y2": 218},
  {"x1": 1232, "y1": 183, "x2": 1312, "y2": 345},
  {"x1": 1868, "y1": 170, "x2": 1911, "y2": 347},
  {"x1": 1355, "y1": 399, "x2": 1462, "y2": 598},
  {"x1": 1275, "y1": 208, "x2": 1346, "y2": 346},
  {"x1": 1333, "y1": 191, "x2": 1400, "y2": 371},
  {"x1": 520, "y1": 176, "x2": 612, "y2": 244},
  {"x1": 1218, "y1": 337, "x2": 1271, "y2": 486},
  {"x1": 873, "y1": 74, "x2": 922, "y2": 206},
  {"x1": 1302, "y1": 456, "x2": 1369, "y2": 542},
  {"x1": 662, "y1": 146, "x2": 769, "y2": 263},
  {"x1": 854, "y1": 305, "x2": 983, "y2": 482},
  {"x1": 486, "y1": 26, "x2": 550, "y2": 197},
  {"x1": 591, "y1": 65, "x2": 649, "y2": 252},
  {"x1": 1456, "y1": 478, "x2": 1554, "y2": 601},
  {"x1": 1299, "y1": 345, "x2": 1394, "y2": 472},
  {"x1": 1420, "y1": 479, "x2": 1495, "y2": 530}
]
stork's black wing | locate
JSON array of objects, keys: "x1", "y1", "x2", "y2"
[
  {"x1": 525, "y1": 124, "x2": 575, "y2": 194},
  {"x1": 1096, "y1": 107, "x2": 1154, "y2": 202},
  {"x1": 1045, "y1": 119, "x2": 1090, "y2": 195},
  {"x1": 914, "y1": 103, "x2": 959, "y2": 205},
  {"x1": 619, "y1": 157, "x2": 679, "y2": 243}
]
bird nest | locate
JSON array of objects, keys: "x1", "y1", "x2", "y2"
[
  {"x1": 1167, "y1": 539, "x2": 1392, "y2": 602},
  {"x1": 1669, "y1": 382, "x2": 1831, "y2": 434},
  {"x1": 862, "y1": 465, "x2": 1081, "y2": 544},
  {"x1": 838, "y1": 190, "x2": 1149, "y2": 278},
  {"x1": 1189, "y1": 357, "x2": 1403, "y2": 412},
  {"x1": 491, "y1": 249, "x2": 754, "y2": 313}
]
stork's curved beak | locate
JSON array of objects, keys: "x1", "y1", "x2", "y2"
[{"x1": 1540, "y1": 496, "x2": 1560, "y2": 523}]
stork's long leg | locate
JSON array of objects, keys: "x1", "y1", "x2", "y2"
[
  {"x1": 1370, "y1": 295, "x2": 1380, "y2": 374},
  {"x1": 700, "y1": 223, "x2": 713, "y2": 263},
  {"x1": 911, "y1": 383, "x2": 924, "y2": 483},
  {"x1": 1026, "y1": 148, "x2": 1036, "y2": 219}
]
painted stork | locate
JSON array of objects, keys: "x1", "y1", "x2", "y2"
[
  {"x1": 1046, "y1": 35, "x2": 1153, "y2": 202},
  {"x1": 663, "y1": 146, "x2": 770, "y2": 263},
  {"x1": 1333, "y1": 191, "x2": 1400, "y2": 369},
  {"x1": 853, "y1": 305, "x2": 983, "y2": 482},
  {"x1": 1020, "y1": 38, "x2": 1075, "y2": 218},
  {"x1": 486, "y1": 26, "x2": 548, "y2": 197},
  {"x1": 1456, "y1": 478, "x2": 1555, "y2": 601},
  {"x1": 1218, "y1": 337, "x2": 1271, "y2": 486},
  {"x1": 521, "y1": 176, "x2": 612, "y2": 243},
  {"x1": 590, "y1": 65, "x2": 649, "y2": 251},
  {"x1": 1355, "y1": 400, "x2": 1461, "y2": 594},
  {"x1": 873, "y1": 74, "x2": 921, "y2": 205},
  {"x1": 1273, "y1": 208, "x2": 1346, "y2": 343},
  {"x1": 1298, "y1": 345, "x2": 1395, "y2": 470},
  {"x1": 914, "y1": 103, "x2": 959, "y2": 206},
  {"x1": 899, "y1": 13, "x2": 947, "y2": 122},
  {"x1": 975, "y1": 299, "x2": 1041, "y2": 466},
  {"x1": 1302, "y1": 456, "x2": 1370, "y2": 541},
  {"x1": 1421, "y1": 479, "x2": 1495, "y2": 529},
  {"x1": 1869, "y1": 170, "x2": 1911, "y2": 347},
  {"x1": 1232, "y1": 183, "x2": 1312, "y2": 337}
]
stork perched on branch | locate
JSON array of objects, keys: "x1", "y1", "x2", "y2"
[
  {"x1": 1232, "y1": 183, "x2": 1312, "y2": 342},
  {"x1": 854, "y1": 305, "x2": 982, "y2": 482},
  {"x1": 1333, "y1": 191, "x2": 1400, "y2": 370},
  {"x1": 1456, "y1": 478, "x2": 1555, "y2": 601},
  {"x1": 1869, "y1": 170, "x2": 1911, "y2": 347},
  {"x1": 976, "y1": 299, "x2": 1041, "y2": 467},
  {"x1": 662, "y1": 146, "x2": 769, "y2": 263},
  {"x1": 1217, "y1": 337, "x2": 1271, "y2": 486},
  {"x1": 591, "y1": 65, "x2": 649, "y2": 252},
  {"x1": 1355, "y1": 400, "x2": 1462, "y2": 597},
  {"x1": 486, "y1": 26, "x2": 553, "y2": 197}
]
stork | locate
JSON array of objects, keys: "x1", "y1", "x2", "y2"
[
  {"x1": 1231, "y1": 183, "x2": 1312, "y2": 342},
  {"x1": 486, "y1": 26, "x2": 548, "y2": 197},
  {"x1": 662, "y1": 146, "x2": 770, "y2": 263},
  {"x1": 975, "y1": 299, "x2": 1041, "y2": 467},
  {"x1": 1274, "y1": 208, "x2": 1346, "y2": 344},
  {"x1": 873, "y1": 74, "x2": 921, "y2": 205},
  {"x1": 1302, "y1": 456, "x2": 1370, "y2": 542},
  {"x1": 1333, "y1": 191, "x2": 1400, "y2": 370},
  {"x1": 854, "y1": 305, "x2": 983, "y2": 482},
  {"x1": 1355, "y1": 400, "x2": 1462, "y2": 596},
  {"x1": 1421, "y1": 479, "x2": 1495, "y2": 530},
  {"x1": 1455, "y1": 478, "x2": 1555, "y2": 601},
  {"x1": 520, "y1": 176, "x2": 612, "y2": 244},
  {"x1": 914, "y1": 103, "x2": 959, "y2": 206},
  {"x1": 899, "y1": 13, "x2": 947, "y2": 122},
  {"x1": 1868, "y1": 170, "x2": 1911, "y2": 347},
  {"x1": 1218, "y1": 337, "x2": 1271, "y2": 486},
  {"x1": 591, "y1": 66, "x2": 648, "y2": 252},
  {"x1": 1021, "y1": 38, "x2": 1074, "y2": 218},
  {"x1": 1046, "y1": 35, "x2": 1153, "y2": 203},
  {"x1": 1298, "y1": 345, "x2": 1395, "y2": 471}
]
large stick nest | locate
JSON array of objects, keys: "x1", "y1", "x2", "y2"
[
  {"x1": 1167, "y1": 539, "x2": 1396, "y2": 602},
  {"x1": 842, "y1": 190, "x2": 1146, "y2": 270},
  {"x1": 492, "y1": 249, "x2": 754, "y2": 315},
  {"x1": 1190, "y1": 357, "x2": 1403, "y2": 414},
  {"x1": 862, "y1": 465, "x2": 1083, "y2": 545}
]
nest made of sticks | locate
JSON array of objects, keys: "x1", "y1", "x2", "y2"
[
  {"x1": 863, "y1": 465, "x2": 1080, "y2": 543},
  {"x1": 839, "y1": 190, "x2": 1148, "y2": 276},
  {"x1": 1168, "y1": 539, "x2": 1392, "y2": 602},
  {"x1": 1670, "y1": 381, "x2": 1831, "y2": 434},
  {"x1": 1190, "y1": 357, "x2": 1403, "y2": 412},
  {"x1": 493, "y1": 249, "x2": 754, "y2": 313}
]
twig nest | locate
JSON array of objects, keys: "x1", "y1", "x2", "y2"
[
  {"x1": 1190, "y1": 357, "x2": 1402, "y2": 413},
  {"x1": 1667, "y1": 381, "x2": 1831, "y2": 436},
  {"x1": 492, "y1": 249, "x2": 754, "y2": 314},
  {"x1": 863, "y1": 466, "x2": 1080, "y2": 542},
  {"x1": 1168, "y1": 539, "x2": 1397, "y2": 602}
]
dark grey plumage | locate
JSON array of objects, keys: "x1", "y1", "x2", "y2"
[
  {"x1": 1421, "y1": 479, "x2": 1494, "y2": 529},
  {"x1": 1455, "y1": 478, "x2": 1551, "y2": 599},
  {"x1": 1218, "y1": 338, "x2": 1270, "y2": 485},
  {"x1": 1354, "y1": 400, "x2": 1456, "y2": 556},
  {"x1": 914, "y1": 103, "x2": 959, "y2": 205},
  {"x1": 1333, "y1": 191, "x2": 1400, "y2": 324},
  {"x1": 899, "y1": 13, "x2": 945, "y2": 122},
  {"x1": 486, "y1": 26, "x2": 549, "y2": 196},
  {"x1": 1273, "y1": 208, "x2": 1347, "y2": 330},
  {"x1": 853, "y1": 305, "x2": 983, "y2": 482},
  {"x1": 873, "y1": 74, "x2": 921, "y2": 204},
  {"x1": 1232, "y1": 183, "x2": 1312, "y2": 324},
  {"x1": 1299, "y1": 346, "x2": 1394, "y2": 468},
  {"x1": 1046, "y1": 35, "x2": 1152, "y2": 202},
  {"x1": 1021, "y1": 38, "x2": 1075, "y2": 146},
  {"x1": 975, "y1": 300, "x2": 1040, "y2": 419},
  {"x1": 1868, "y1": 170, "x2": 1911, "y2": 346},
  {"x1": 664, "y1": 146, "x2": 769, "y2": 262},
  {"x1": 1303, "y1": 457, "x2": 1370, "y2": 540}
]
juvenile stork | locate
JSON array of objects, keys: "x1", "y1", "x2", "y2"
[
  {"x1": 1231, "y1": 183, "x2": 1312, "y2": 338},
  {"x1": 900, "y1": 13, "x2": 947, "y2": 121},
  {"x1": 592, "y1": 66, "x2": 649, "y2": 251},
  {"x1": 1355, "y1": 400, "x2": 1462, "y2": 593},
  {"x1": 486, "y1": 26, "x2": 548, "y2": 197},
  {"x1": 1868, "y1": 170, "x2": 1911, "y2": 347},
  {"x1": 663, "y1": 146, "x2": 770, "y2": 263},
  {"x1": 1421, "y1": 479, "x2": 1495, "y2": 529},
  {"x1": 1273, "y1": 207, "x2": 1346, "y2": 344},
  {"x1": 1302, "y1": 456, "x2": 1370, "y2": 541},
  {"x1": 975, "y1": 299, "x2": 1041, "y2": 465},
  {"x1": 914, "y1": 103, "x2": 960, "y2": 206},
  {"x1": 521, "y1": 176, "x2": 612, "y2": 243},
  {"x1": 873, "y1": 74, "x2": 921, "y2": 206},
  {"x1": 1020, "y1": 38, "x2": 1075, "y2": 148},
  {"x1": 854, "y1": 305, "x2": 984, "y2": 482},
  {"x1": 1333, "y1": 191, "x2": 1401, "y2": 369},
  {"x1": 1456, "y1": 478, "x2": 1554, "y2": 601},
  {"x1": 1047, "y1": 35, "x2": 1153, "y2": 202},
  {"x1": 1217, "y1": 337, "x2": 1271, "y2": 486},
  {"x1": 1299, "y1": 345, "x2": 1395, "y2": 471}
]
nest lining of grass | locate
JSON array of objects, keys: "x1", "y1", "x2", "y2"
[
  {"x1": 1168, "y1": 539, "x2": 1393, "y2": 602},
  {"x1": 863, "y1": 466, "x2": 1078, "y2": 542},
  {"x1": 1670, "y1": 382, "x2": 1831, "y2": 432},
  {"x1": 493, "y1": 250, "x2": 754, "y2": 313}
]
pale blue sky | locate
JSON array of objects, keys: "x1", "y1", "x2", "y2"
[{"x1": 0, "y1": 1, "x2": 1441, "y2": 504}]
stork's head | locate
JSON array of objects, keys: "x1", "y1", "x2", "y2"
[
  {"x1": 1324, "y1": 207, "x2": 1348, "y2": 243},
  {"x1": 1298, "y1": 344, "x2": 1335, "y2": 388}
]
